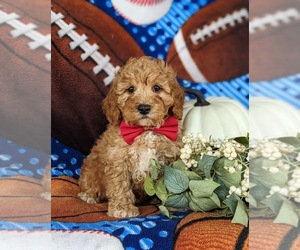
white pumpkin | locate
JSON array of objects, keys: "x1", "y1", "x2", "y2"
[
  {"x1": 249, "y1": 97, "x2": 300, "y2": 140},
  {"x1": 182, "y1": 89, "x2": 248, "y2": 139}
]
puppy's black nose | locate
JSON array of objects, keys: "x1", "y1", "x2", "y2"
[{"x1": 137, "y1": 104, "x2": 151, "y2": 115}]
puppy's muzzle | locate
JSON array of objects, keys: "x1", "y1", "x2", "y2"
[{"x1": 137, "y1": 104, "x2": 151, "y2": 115}]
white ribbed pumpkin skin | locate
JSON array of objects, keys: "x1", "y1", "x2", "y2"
[
  {"x1": 249, "y1": 97, "x2": 300, "y2": 140},
  {"x1": 182, "y1": 97, "x2": 248, "y2": 139}
]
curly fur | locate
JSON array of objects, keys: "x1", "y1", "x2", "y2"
[{"x1": 78, "y1": 56, "x2": 184, "y2": 218}]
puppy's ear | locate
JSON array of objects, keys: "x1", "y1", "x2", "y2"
[
  {"x1": 102, "y1": 84, "x2": 121, "y2": 125},
  {"x1": 171, "y1": 80, "x2": 185, "y2": 119},
  {"x1": 165, "y1": 63, "x2": 184, "y2": 120}
]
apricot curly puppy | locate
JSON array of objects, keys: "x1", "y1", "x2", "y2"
[{"x1": 78, "y1": 56, "x2": 184, "y2": 218}]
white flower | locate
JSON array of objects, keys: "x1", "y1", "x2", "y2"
[
  {"x1": 213, "y1": 151, "x2": 222, "y2": 158},
  {"x1": 223, "y1": 146, "x2": 238, "y2": 161},
  {"x1": 279, "y1": 187, "x2": 289, "y2": 196},
  {"x1": 241, "y1": 179, "x2": 249, "y2": 189},
  {"x1": 186, "y1": 148, "x2": 192, "y2": 154},
  {"x1": 237, "y1": 164, "x2": 243, "y2": 171},
  {"x1": 229, "y1": 186, "x2": 237, "y2": 194},
  {"x1": 244, "y1": 168, "x2": 249, "y2": 179},
  {"x1": 288, "y1": 186, "x2": 298, "y2": 192},
  {"x1": 190, "y1": 159, "x2": 198, "y2": 168},
  {"x1": 248, "y1": 150, "x2": 258, "y2": 159},
  {"x1": 269, "y1": 166, "x2": 279, "y2": 173},
  {"x1": 292, "y1": 169, "x2": 300, "y2": 179},
  {"x1": 270, "y1": 185, "x2": 281, "y2": 195},
  {"x1": 281, "y1": 164, "x2": 290, "y2": 171},
  {"x1": 228, "y1": 167, "x2": 236, "y2": 173},
  {"x1": 235, "y1": 187, "x2": 242, "y2": 196}
]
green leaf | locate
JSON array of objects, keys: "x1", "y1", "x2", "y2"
[
  {"x1": 248, "y1": 193, "x2": 257, "y2": 208},
  {"x1": 223, "y1": 193, "x2": 238, "y2": 213},
  {"x1": 274, "y1": 200, "x2": 299, "y2": 227},
  {"x1": 252, "y1": 170, "x2": 288, "y2": 190},
  {"x1": 159, "y1": 205, "x2": 177, "y2": 219},
  {"x1": 189, "y1": 199, "x2": 203, "y2": 212},
  {"x1": 260, "y1": 193, "x2": 285, "y2": 215},
  {"x1": 214, "y1": 158, "x2": 241, "y2": 188},
  {"x1": 277, "y1": 136, "x2": 300, "y2": 147},
  {"x1": 231, "y1": 199, "x2": 249, "y2": 227},
  {"x1": 149, "y1": 159, "x2": 161, "y2": 180},
  {"x1": 250, "y1": 158, "x2": 276, "y2": 174},
  {"x1": 154, "y1": 178, "x2": 168, "y2": 202},
  {"x1": 233, "y1": 136, "x2": 249, "y2": 147},
  {"x1": 164, "y1": 165, "x2": 189, "y2": 194},
  {"x1": 144, "y1": 175, "x2": 155, "y2": 196},
  {"x1": 171, "y1": 160, "x2": 186, "y2": 170},
  {"x1": 214, "y1": 175, "x2": 230, "y2": 201},
  {"x1": 249, "y1": 178, "x2": 271, "y2": 203},
  {"x1": 210, "y1": 192, "x2": 222, "y2": 207},
  {"x1": 189, "y1": 179, "x2": 220, "y2": 198},
  {"x1": 183, "y1": 170, "x2": 202, "y2": 180},
  {"x1": 189, "y1": 193, "x2": 220, "y2": 211},
  {"x1": 196, "y1": 155, "x2": 218, "y2": 178},
  {"x1": 165, "y1": 193, "x2": 189, "y2": 208}
]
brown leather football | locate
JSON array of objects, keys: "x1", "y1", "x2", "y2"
[
  {"x1": 0, "y1": 0, "x2": 50, "y2": 152},
  {"x1": 249, "y1": 0, "x2": 300, "y2": 82},
  {"x1": 51, "y1": 0, "x2": 145, "y2": 155},
  {"x1": 166, "y1": 0, "x2": 249, "y2": 83}
]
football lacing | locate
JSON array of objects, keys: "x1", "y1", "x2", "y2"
[
  {"x1": 190, "y1": 8, "x2": 248, "y2": 45},
  {"x1": 51, "y1": 10, "x2": 120, "y2": 86},
  {"x1": 249, "y1": 8, "x2": 300, "y2": 34},
  {"x1": 0, "y1": 8, "x2": 51, "y2": 61}
]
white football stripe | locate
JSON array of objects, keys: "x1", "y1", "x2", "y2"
[{"x1": 174, "y1": 29, "x2": 208, "y2": 83}]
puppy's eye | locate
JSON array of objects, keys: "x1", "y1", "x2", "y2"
[
  {"x1": 127, "y1": 86, "x2": 135, "y2": 93},
  {"x1": 153, "y1": 85, "x2": 161, "y2": 92}
]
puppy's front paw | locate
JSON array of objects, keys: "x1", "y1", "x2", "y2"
[
  {"x1": 78, "y1": 192, "x2": 99, "y2": 204},
  {"x1": 108, "y1": 204, "x2": 139, "y2": 218}
]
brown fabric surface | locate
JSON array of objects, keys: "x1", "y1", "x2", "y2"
[
  {"x1": 0, "y1": 176, "x2": 50, "y2": 223},
  {"x1": 51, "y1": 176, "x2": 159, "y2": 222},
  {"x1": 0, "y1": 0, "x2": 50, "y2": 152},
  {"x1": 174, "y1": 212, "x2": 249, "y2": 250},
  {"x1": 51, "y1": 0, "x2": 145, "y2": 155},
  {"x1": 250, "y1": 219, "x2": 300, "y2": 250},
  {"x1": 52, "y1": 176, "x2": 300, "y2": 249}
]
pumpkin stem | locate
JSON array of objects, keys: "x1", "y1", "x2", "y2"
[{"x1": 184, "y1": 88, "x2": 210, "y2": 107}]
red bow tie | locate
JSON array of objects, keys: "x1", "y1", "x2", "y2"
[{"x1": 120, "y1": 117, "x2": 179, "y2": 145}]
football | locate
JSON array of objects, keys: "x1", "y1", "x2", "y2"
[
  {"x1": 249, "y1": 0, "x2": 300, "y2": 82},
  {"x1": 166, "y1": 0, "x2": 249, "y2": 83},
  {"x1": 51, "y1": 0, "x2": 145, "y2": 155},
  {"x1": 0, "y1": 0, "x2": 50, "y2": 152}
]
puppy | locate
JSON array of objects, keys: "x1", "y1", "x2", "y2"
[{"x1": 78, "y1": 56, "x2": 184, "y2": 218}]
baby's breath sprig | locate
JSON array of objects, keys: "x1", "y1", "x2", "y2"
[
  {"x1": 249, "y1": 136, "x2": 300, "y2": 227},
  {"x1": 145, "y1": 133, "x2": 249, "y2": 227}
]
